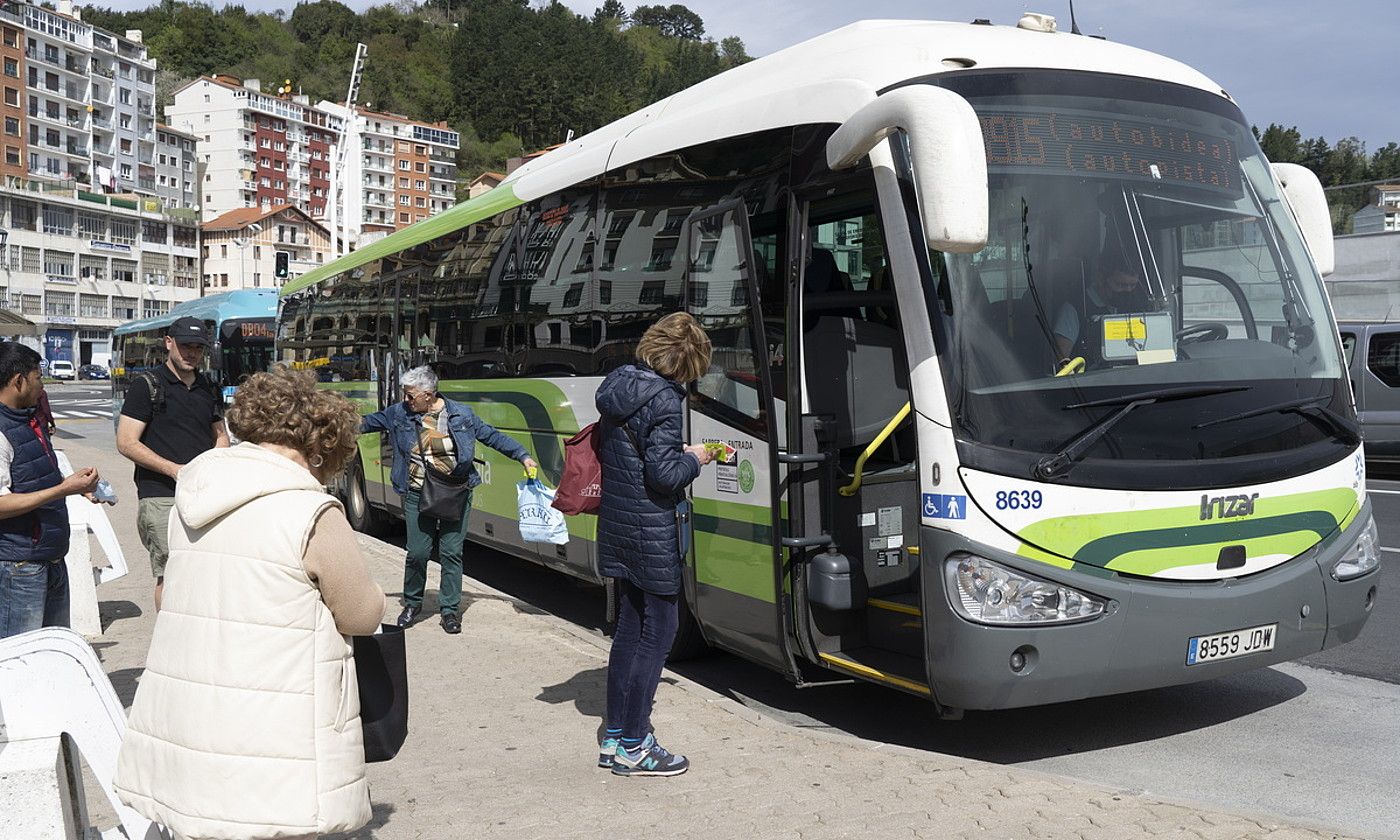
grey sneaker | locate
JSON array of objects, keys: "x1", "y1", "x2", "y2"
[{"x1": 612, "y1": 734, "x2": 689, "y2": 777}]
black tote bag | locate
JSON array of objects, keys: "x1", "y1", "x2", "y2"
[{"x1": 353, "y1": 624, "x2": 409, "y2": 763}]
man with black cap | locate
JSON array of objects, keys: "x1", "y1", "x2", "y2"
[{"x1": 117, "y1": 316, "x2": 229, "y2": 610}]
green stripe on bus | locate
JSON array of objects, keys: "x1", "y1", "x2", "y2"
[
  {"x1": 1016, "y1": 487, "x2": 1357, "y2": 574},
  {"x1": 694, "y1": 530, "x2": 776, "y2": 602},
  {"x1": 280, "y1": 184, "x2": 524, "y2": 297}
]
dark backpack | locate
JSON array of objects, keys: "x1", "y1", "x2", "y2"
[
  {"x1": 552, "y1": 419, "x2": 643, "y2": 516},
  {"x1": 133, "y1": 371, "x2": 165, "y2": 415}
]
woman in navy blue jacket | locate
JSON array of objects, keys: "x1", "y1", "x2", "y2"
[
  {"x1": 361, "y1": 366, "x2": 537, "y2": 635},
  {"x1": 595, "y1": 312, "x2": 714, "y2": 777}
]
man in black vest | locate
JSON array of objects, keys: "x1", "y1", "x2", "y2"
[
  {"x1": 0, "y1": 342, "x2": 102, "y2": 639},
  {"x1": 116, "y1": 317, "x2": 229, "y2": 611}
]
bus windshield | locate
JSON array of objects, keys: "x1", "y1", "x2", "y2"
[
  {"x1": 219, "y1": 318, "x2": 276, "y2": 386},
  {"x1": 924, "y1": 71, "x2": 1350, "y2": 488}
]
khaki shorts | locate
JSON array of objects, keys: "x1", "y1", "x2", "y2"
[{"x1": 137, "y1": 497, "x2": 176, "y2": 579}]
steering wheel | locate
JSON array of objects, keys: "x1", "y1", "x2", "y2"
[{"x1": 1175, "y1": 322, "x2": 1229, "y2": 344}]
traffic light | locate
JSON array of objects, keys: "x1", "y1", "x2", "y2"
[{"x1": 274, "y1": 251, "x2": 290, "y2": 280}]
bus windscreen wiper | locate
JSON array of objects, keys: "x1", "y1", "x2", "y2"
[
  {"x1": 1035, "y1": 385, "x2": 1252, "y2": 479},
  {"x1": 1194, "y1": 395, "x2": 1360, "y2": 445}
]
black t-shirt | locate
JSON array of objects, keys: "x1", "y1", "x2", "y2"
[{"x1": 120, "y1": 364, "x2": 223, "y2": 499}]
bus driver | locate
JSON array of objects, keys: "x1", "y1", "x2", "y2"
[{"x1": 1053, "y1": 247, "x2": 1151, "y2": 367}]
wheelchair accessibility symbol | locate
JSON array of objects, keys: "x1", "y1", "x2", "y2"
[{"x1": 922, "y1": 493, "x2": 966, "y2": 520}]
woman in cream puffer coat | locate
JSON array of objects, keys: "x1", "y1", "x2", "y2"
[{"x1": 115, "y1": 367, "x2": 386, "y2": 840}]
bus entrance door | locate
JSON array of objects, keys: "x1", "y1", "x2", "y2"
[{"x1": 682, "y1": 200, "x2": 791, "y2": 674}]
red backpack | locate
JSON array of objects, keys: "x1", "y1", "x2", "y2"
[
  {"x1": 552, "y1": 419, "x2": 645, "y2": 516},
  {"x1": 552, "y1": 422, "x2": 604, "y2": 515}
]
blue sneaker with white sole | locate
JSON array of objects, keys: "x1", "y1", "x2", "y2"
[
  {"x1": 612, "y1": 734, "x2": 689, "y2": 777},
  {"x1": 598, "y1": 737, "x2": 618, "y2": 769}
]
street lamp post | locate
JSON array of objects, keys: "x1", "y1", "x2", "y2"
[{"x1": 235, "y1": 222, "x2": 263, "y2": 289}]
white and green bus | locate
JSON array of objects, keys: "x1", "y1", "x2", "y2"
[{"x1": 279, "y1": 16, "x2": 1378, "y2": 714}]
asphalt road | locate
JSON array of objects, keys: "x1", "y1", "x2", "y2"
[{"x1": 50, "y1": 386, "x2": 1398, "y2": 837}]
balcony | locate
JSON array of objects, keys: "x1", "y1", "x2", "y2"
[
  {"x1": 65, "y1": 142, "x2": 89, "y2": 157},
  {"x1": 91, "y1": 63, "x2": 114, "y2": 79}
]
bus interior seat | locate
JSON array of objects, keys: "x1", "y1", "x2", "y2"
[
  {"x1": 803, "y1": 248, "x2": 859, "y2": 329},
  {"x1": 803, "y1": 313, "x2": 911, "y2": 455}
]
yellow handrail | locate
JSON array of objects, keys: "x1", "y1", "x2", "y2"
[
  {"x1": 1055, "y1": 356, "x2": 1085, "y2": 377},
  {"x1": 838, "y1": 401, "x2": 911, "y2": 497}
]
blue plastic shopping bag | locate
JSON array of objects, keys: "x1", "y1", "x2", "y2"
[{"x1": 518, "y1": 478, "x2": 570, "y2": 545}]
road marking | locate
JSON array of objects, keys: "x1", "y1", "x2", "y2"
[
  {"x1": 1365, "y1": 488, "x2": 1400, "y2": 495},
  {"x1": 1382, "y1": 546, "x2": 1400, "y2": 554}
]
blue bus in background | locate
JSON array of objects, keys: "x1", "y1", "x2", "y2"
[{"x1": 111, "y1": 289, "x2": 278, "y2": 421}]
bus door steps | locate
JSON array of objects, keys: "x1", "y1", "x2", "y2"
[
  {"x1": 866, "y1": 593, "x2": 922, "y2": 659},
  {"x1": 818, "y1": 646, "x2": 929, "y2": 698}
]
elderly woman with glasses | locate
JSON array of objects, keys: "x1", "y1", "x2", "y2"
[{"x1": 361, "y1": 365, "x2": 537, "y2": 635}]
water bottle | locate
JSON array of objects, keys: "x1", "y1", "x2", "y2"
[{"x1": 94, "y1": 478, "x2": 117, "y2": 504}]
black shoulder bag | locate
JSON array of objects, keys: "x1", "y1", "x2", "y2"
[{"x1": 417, "y1": 453, "x2": 473, "y2": 521}]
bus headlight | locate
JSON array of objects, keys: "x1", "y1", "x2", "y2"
[
  {"x1": 945, "y1": 553, "x2": 1106, "y2": 625},
  {"x1": 1333, "y1": 518, "x2": 1379, "y2": 581}
]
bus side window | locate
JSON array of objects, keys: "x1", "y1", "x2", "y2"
[{"x1": 515, "y1": 189, "x2": 598, "y2": 377}]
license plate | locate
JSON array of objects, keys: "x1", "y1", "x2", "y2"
[{"x1": 1186, "y1": 623, "x2": 1277, "y2": 666}]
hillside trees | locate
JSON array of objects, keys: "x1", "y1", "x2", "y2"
[
  {"x1": 81, "y1": 0, "x2": 745, "y2": 178},
  {"x1": 1255, "y1": 123, "x2": 1400, "y2": 233}
]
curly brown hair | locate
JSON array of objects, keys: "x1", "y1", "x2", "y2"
[
  {"x1": 226, "y1": 365, "x2": 362, "y2": 475},
  {"x1": 637, "y1": 311, "x2": 712, "y2": 382}
]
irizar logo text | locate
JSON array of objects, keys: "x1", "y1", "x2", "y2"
[{"x1": 1200, "y1": 492, "x2": 1259, "y2": 521}]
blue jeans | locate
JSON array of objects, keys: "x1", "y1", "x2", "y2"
[
  {"x1": 605, "y1": 579, "x2": 680, "y2": 742},
  {"x1": 0, "y1": 559, "x2": 69, "y2": 639}
]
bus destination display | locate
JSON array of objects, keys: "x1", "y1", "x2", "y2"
[{"x1": 978, "y1": 108, "x2": 1240, "y2": 195}]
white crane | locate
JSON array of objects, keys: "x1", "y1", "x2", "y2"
[{"x1": 327, "y1": 42, "x2": 368, "y2": 262}]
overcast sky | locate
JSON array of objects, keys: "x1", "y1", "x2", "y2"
[{"x1": 99, "y1": 0, "x2": 1400, "y2": 151}]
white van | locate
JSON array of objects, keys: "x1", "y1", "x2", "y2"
[{"x1": 48, "y1": 360, "x2": 75, "y2": 381}]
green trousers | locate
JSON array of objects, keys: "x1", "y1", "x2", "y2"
[{"x1": 402, "y1": 488, "x2": 473, "y2": 616}]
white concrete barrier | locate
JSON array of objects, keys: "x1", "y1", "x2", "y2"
[
  {"x1": 0, "y1": 627, "x2": 164, "y2": 840},
  {"x1": 53, "y1": 450, "x2": 128, "y2": 638},
  {"x1": 0, "y1": 735, "x2": 84, "y2": 840}
]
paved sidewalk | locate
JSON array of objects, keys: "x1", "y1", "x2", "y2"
[{"x1": 58, "y1": 434, "x2": 1355, "y2": 840}]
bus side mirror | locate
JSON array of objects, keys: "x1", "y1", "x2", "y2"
[
  {"x1": 208, "y1": 341, "x2": 223, "y2": 370},
  {"x1": 1271, "y1": 162, "x2": 1334, "y2": 277},
  {"x1": 826, "y1": 86, "x2": 988, "y2": 254}
]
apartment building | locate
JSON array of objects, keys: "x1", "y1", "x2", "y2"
[
  {"x1": 319, "y1": 103, "x2": 458, "y2": 246},
  {"x1": 0, "y1": 189, "x2": 200, "y2": 365},
  {"x1": 168, "y1": 76, "x2": 339, "y2": 223},
  {"x1": 154, "y1": 124, "x2": 198, "y2": 211},
  {"x1": 0, "y1": 1, "x2": 199, "y2": 365},
  {"x1": 201, "y1": 204, "x2": 330, "y2": 292},
  {"x1": 1352, "y1": 185, "x2": 1400, "y2": 235}
]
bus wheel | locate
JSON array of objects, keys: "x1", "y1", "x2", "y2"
[
  {"x1": 667, "y1": 597, "x2": 711, "y2": 662},
  {"x1": 344, "y1": 462, "x2": 388, "y2": 536}
]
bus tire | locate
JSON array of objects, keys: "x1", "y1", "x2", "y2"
[
  {"x1": 667, "y1": 597, "x2": 711, "y2": 662},
  {"x1": 344, "y1": 462, "x2": 389, "y2": 536}
]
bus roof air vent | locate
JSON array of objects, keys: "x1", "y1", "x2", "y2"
[
  {"x1": 1017, "y1": 13, "x2": 1058, "y2": 32},
  {"x1": 942, "y1": 57, "x2": 977, "y2": 69}
]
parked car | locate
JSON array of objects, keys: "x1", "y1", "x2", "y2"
[
  {"x1": 78, "y1": 363, "x2": 109, "y2": 380},
  {"x1": 1339, "y1": 321, "x2": 1400, "y2": 465},
  {"x1": 48, "y1": 360, "x2": 75, "y2": 381}
]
